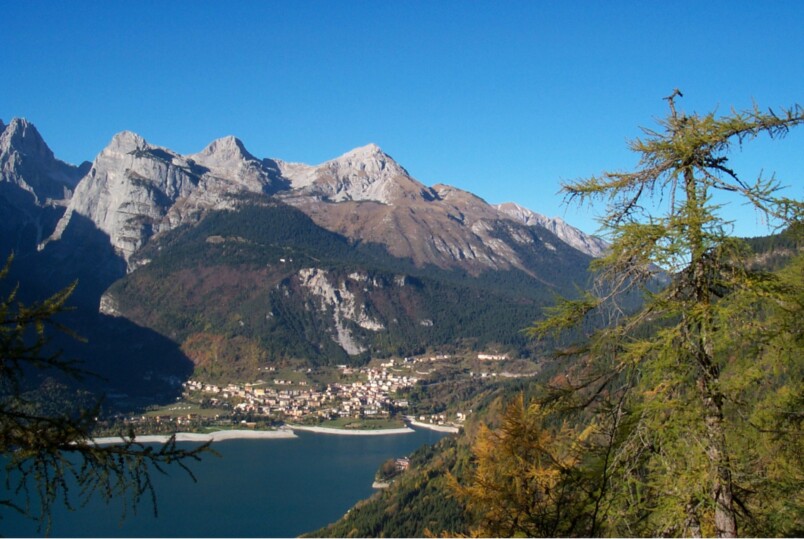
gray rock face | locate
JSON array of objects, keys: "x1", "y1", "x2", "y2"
[
  {"x1": 296, "y1": 268, "x2": 386, "y2": 355},
  {"x1": 48, "y1": 131, "x2": 202, "y2": 262},
  {"x1": 277, "y1": 143, "x2": 435, "y2": 204},
  {"x1": 47, "y1": 133, "x2": 284, "y2": 266},
  {"x1": 188, "y1": 135, "x2": 285, "y2": 196},
  {"x1": 0, "y1": 117, "x2": 88, "y2": 204},
  {"x1": 278, "y1": 146, "x2": 591, "y2": 275},
  {"x1": 0, "y1": 118, "x2": 90, "y2": 250},
  {"x1": 495, "y1": 202, "x2": 608, "y2": 257}
]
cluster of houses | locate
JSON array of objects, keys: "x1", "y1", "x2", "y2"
[
  {"x1": 181, "y1": 364, "x2": 421, "y2": 422},
  {"x1": 104, "y1": 355, "x2": 488, "y2": 435}
]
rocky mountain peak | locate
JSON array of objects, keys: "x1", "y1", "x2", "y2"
[
  {"x1": 107, "y1": 130, "x2": 149, "y2": 153},
  {"x1": 495, "y1": 202, "x2": 542, "y2": 224},
  {"x1": 193, "y1": 135, "x2": 256, "y2": 167},
  {"x1": 46, "y1": 131, "x2": 202, "y2": 263},
  {"x1": 340, "y1": 142, "x2": 384, "y2": 159},
  {"x1": 278, "y1": 143, "x2": 422, "y2": 204},
  {"x1": 1, "y1": 117, "x2": 86, "y2": 205},
  {"x1": 331, "y1": 143, "x2": 404, "y2": 176},
  {"x1": 1, "y1": 117, "x2": 56, "y2": 163}
]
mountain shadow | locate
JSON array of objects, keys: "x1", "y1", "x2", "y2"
[
  {"x1": 36, "y1": 212, "x2": 127, "y2": 310},
  {"x1": 2, "y1": 214, "x2": 194, "y2": 412},
  {"x1": 53, "y1": 310, "x2": 195, "y2": 411}
]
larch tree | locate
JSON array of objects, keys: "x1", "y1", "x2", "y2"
[
  {"x1": 527, "y1": 93, "x2": 803, "y2": 536},
  {"x1": 452, "y1": 394, "x2": 598, "y2": 537}
]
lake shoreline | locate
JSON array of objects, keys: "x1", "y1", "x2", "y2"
[
  {"x1": 92, "y1": 423, "x2": 424, "y2": 444},
  {"x1": 405, "y1": 417, "x2": 461, "y2": 433},
  {"x1": 288, "y1": 424, "x2": 415, "y2": 436},
  {"x1": 92, "y1": 427, "x2": 298, "y2": 445}
]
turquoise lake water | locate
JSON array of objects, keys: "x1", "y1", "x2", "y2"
[{"x1": 3, "y1": 428, "x2": 447, "y2": 537}]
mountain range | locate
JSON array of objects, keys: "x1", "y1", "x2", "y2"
[{"x1": 0, "y1": 117, "x2": 605, "y2": 399}]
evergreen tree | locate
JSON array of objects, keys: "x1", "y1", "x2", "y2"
[
  {"x1": 522, "y1": 93, "x2": 803, "y2": 536},
  {"x1": 453, "y1": 394, "x2": 598, "y2": 537}
]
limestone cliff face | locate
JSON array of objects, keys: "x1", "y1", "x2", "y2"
[
  {"x1": 47, "y1": 133, "x2": 283, "y2": 266},
  {"x1": 48, "y1": 131, "x2": 201, "y2": 262},
  {"x1": 296, "y1": 268, "x2": 386, "y2": 355}
]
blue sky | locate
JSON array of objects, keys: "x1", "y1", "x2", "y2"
[{"x1": 3, "y1": 0, "x2": 802, "y2": 238}]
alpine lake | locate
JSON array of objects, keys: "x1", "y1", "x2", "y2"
[{"x1": 3, "y1": 428, "x2": 448, "y2": 537}]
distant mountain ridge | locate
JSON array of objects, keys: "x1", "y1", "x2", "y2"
[
  {"x1": 18, "y1": 121, "x2": 605, "y2": 271},
  {"x1": 0, "y1": 116, "x2": 604, "y2": 382},
  {"x1": 45, "y1": 131, "x2": 286, "y2": 263}
]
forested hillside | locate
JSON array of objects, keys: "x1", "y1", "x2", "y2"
[{"x1": 104, "y1": 199, "x2": 592, "y2": 378}]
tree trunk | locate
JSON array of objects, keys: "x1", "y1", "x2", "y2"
[
  {"x1": 702, "y1": 386, "x2": 738, "y2": 537},
  {"x1": 685, "y1": 499, "x2": 703, "y2": 538},
  {"x1": 685, "y1": 167, "x2": 738, "y2": 538}
]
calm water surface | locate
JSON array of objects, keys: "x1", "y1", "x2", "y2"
[{"x1": 4, "y1": 429, "x2": 447, "y2": 537}]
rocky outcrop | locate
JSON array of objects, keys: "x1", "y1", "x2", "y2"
[
  {"x1": 495, "y1": 202, "x2": 608, "y2": 257},
  {"x1": 47, "y1": 131, "x2": 202, "y2": 262},
  {"x1": 297, "y1": 268, "x2": 385, "y2": 355},
  {"x1": 187, "y1": 135, "x2": 286, "y2": 196}
]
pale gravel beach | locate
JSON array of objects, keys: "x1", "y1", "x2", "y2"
[
  {"x1": 91, "y1": 424, "x2": 420, "y2": 444},
  {"x1": 92, "y1": 428, "x2": 297, "y2": 445},
  {"x1": 288, "y1": 424, "x2": 415, "y2": 436},
  {"x1": 405, "y1": 417, "x2": 461, "y2": 433}
]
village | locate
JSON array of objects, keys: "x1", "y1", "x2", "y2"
[{"x1": 105, "y1": 353, "x2": 510, "y2": 435}]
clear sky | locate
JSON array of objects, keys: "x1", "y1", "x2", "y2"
[{"x1": 3, "y1": 0, "x2": 802, "y2": 238}]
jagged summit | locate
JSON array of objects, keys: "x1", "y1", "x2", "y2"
[
  {"x1": 331, "y1": 143, "x2": 403, "y2": 173},
  {"x1": 276, "y1": 142, "x2": 419, "y2": 204},
  {"x1": 339, "y1": 142, "x2": 384, "y2": 158},
  {"x1": 1, "y1": 117, "x2": 86, "y2": 202},
  {"x1": 5, "y1": 117, "x2": 31, "y2": 132},
  {"x1": 3, "y1": 117, "x2": 26, "y2": 133},
  {"x1": 198, "y1": 135, "x2": 250, "y2": 156},
  {"x1": 1, "y1": 117, "x2": 55, "y2": 161},
  {"x1": 108, "y1": 130, "x2": 149, "y2": 152},
  {"x1": 48, "y1": 128, "x2": 289, "y2": 264},
  {"x1": 192, "y1": 135, "x2": 257, "y2": 166},
  {"x1": 189, "y1": 134, "x2": 286, "y2": 197}
]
